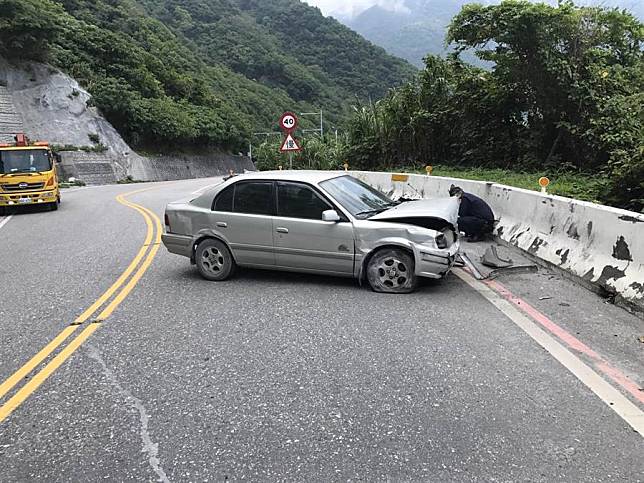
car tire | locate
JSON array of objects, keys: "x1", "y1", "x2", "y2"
[
  {"x1": 0, "y1": 206, "x2": 6, "y2": 216},
  {"x1": 366, "y1": 248, "x2": 418, "y2": 294},
  {"x1": 49, "y1": 201, "x2": 58, "y2": 211},
  {"x1": 195, "y1": 238, "x2": 236, "y2": 281}
]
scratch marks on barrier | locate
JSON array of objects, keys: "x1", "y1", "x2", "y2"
[
  {"x1": 556, "y1": 248, "x2": 570, "y2": 265},
  {"x1": 528, "y1": 237, "x2": 547, "y2": 254},
  {"x1": 586, "y1": 221, "x2": 593, "y2": 237},
  {"x1": 566, "y1": 223, "x2": 580, "y2": 240},
  {"x1": 86, "y1": 344, "x2": 170, "y2": 483},
  {"x1": 612, "y1": 236, "x2": 633, "y2": 261},
  {"x1": 618, "y1": 215, "x2": 643, "y2": 223},
  {"x1": 597, "y1": 265, "x2": 626, "y2": 285}
]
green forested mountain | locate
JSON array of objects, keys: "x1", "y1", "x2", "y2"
[
  {"x1": 345, "y1": 0, "x2": 644, "y2": 68},
  {"x1": 0, "y1": 0, "x2": 415, "y2": 150}
]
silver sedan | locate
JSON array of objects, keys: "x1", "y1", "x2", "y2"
[{"x1": 162, "y1": 171, "x2": 460, "y2": 293}]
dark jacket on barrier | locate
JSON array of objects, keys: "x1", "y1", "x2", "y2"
[
  {"x1": 448, "y1": 185, "x2": 495, "y2": 240},
  {"x1": 459, "y1": 192, "x2": 494, "y2": 222}
]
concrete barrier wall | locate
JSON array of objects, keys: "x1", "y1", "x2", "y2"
[{"x1": 349, "y1": 170, "x2": 644, "y2": 308}]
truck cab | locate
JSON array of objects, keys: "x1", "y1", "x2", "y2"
[{"x1": 0, "y1": 134, "x2": 60, "y2": 215}]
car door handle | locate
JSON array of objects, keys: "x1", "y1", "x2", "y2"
[
  {"x1": 216, "y1": 222, "x2": 227, "y2": 228},
  {"x1": 276, "y1": 227, "x2": 289, "y2": 233}
]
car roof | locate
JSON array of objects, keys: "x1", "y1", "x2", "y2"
[{"x1": 229, "y1": 170, "x2": 348, "y2": 184}]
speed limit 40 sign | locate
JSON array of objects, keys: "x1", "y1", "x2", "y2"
[{"x1": 279, "y1": 112, "x2": 298, "y2": 133}]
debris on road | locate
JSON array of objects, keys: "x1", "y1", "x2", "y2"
[
  {"x1": 481, "y1": 245, "x2": 513, "y2": 269},
  {"x1": 539, "y1": 296, "x2": 553, "y2": 300}
]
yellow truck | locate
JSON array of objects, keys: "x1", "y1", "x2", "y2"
[{"x1": 0, "y1": 134, "x2": 60, "y2": 215}]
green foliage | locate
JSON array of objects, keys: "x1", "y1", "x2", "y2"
[
  {"x1": 0, "y1": 0, "x2": 414, "y2": 152},
  {"x1": 411, "y1": 165, "x2": 610, "y2": 203},
  {"x1": 0, "y1": 0, "x2": 66, "y2": 61},
  {"x1": 347, "y1": 1, "x2": 644, "y2": 211},
  {"x1": 254, "y1": 135, "x2": 348, "y2": 171}
]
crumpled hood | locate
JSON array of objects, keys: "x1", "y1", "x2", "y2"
[{"x1": 370, "y1": 197, "x2": 459, "y2": 229}]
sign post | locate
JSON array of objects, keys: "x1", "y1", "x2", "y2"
[{"x1": 278, "y1": 112, "x2": 301, "y2": 168}]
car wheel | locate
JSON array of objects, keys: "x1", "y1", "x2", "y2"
[
  {"x1": 49, "y1": 201, "x2": 58, "y2": 211},
  {"x1": 195, "y1": 238, "x2": 236, "y2": 281},
  {"x1": 366, "y1": 248, "x2": 418, "y2": 294}
]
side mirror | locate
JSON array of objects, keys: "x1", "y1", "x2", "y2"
[{"x1": 322, "y1": 209, "x2": 340, "y2": 222}]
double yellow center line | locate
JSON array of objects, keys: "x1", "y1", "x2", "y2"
[{"x1": 0, "y1": 188, "x2": 163, "y2": 423}]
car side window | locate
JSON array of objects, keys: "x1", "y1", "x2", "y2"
[
  {"x1": 233, "y1": 182, "x2": 273, "y2": 215},
  {"x1": 277, "y1": 182, "x2": 332, "y2": 220},
  {"x1": 213, "y1": 185, "x2": 233, "y2": 212}
]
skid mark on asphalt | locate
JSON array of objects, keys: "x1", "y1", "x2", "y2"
[
  {"x1": 0, "y1": 187, "x2": 163, "y2": 423},
  {"x1": 86, "y1": 343, "x2": 170, "y2": 483},
  {"x1": 454, "y1": 269, "x2": 644, "y2": 436}
]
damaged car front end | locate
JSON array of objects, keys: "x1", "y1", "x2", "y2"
[{"x1": 352, "y1": 198, "x2": 460, "y2": 283}]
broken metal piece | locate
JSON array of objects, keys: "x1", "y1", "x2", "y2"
[
  {"x1": 486, "y1": 264, "x2": 538, "y2": 280},
  {"x1": 481, "y1": 245, "x2": 513, "y2": 269},
  {"x1": 458, "y1": 253, "x2": 485, "y2": 280}
]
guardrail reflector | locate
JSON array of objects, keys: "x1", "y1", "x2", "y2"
[{"x1": 391, "y1": 173, "x2": 409, "y2": 182}]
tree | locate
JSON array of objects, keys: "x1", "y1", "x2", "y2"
[{"x1": 0, "y1": 0, "x2": 66, "y2": 61}]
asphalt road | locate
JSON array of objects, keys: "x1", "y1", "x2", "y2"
[{"x1": 0, "y1": 178, "x2": 642, "y2": 482}]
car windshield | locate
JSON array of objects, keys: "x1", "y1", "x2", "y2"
[
  {"x1": 320, "y1": 175, "x2": 397, "y2": 219},
  {"x1": 0, "y1": 149, "x2": 51, "y2": 174}
]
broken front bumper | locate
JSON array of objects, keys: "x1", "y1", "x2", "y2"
[{"x1": 413, "y1": 241, "x2": 460, "y2": 279}]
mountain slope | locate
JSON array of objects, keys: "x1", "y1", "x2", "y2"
[
  {"x1": 346, "y1": 0, "x2": 644, "y2": 67},
  {"x1": 0, "y1": 0, "x2": 415, "y2": 151}
]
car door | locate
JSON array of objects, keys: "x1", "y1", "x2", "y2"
[
  {"x1": 209, "y1": 181, "x2": 275, "y2": 267},
  {"x1": 273, "y1": 181, "x2": 354, "y2": 275}
]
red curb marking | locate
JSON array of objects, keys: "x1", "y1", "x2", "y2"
[{"x1": 485, "y1": 278, "x2": 644, "y2": 405}]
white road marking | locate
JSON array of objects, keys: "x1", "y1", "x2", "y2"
[
  {"x1": 0, "y1": 215, "x2": 12, "y2": 231},
  {"x1": 454, "y1": 268, "x2": 644, "y2": 436}
]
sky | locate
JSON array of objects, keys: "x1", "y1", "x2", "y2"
[{"x1": 303, "y1": 0, "x2": 410, "y2": 18}]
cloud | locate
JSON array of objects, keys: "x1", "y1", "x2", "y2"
[{"x1": 304, "y1": 0, "x2": 410, "y2": 18}]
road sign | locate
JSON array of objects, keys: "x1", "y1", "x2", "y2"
[
  {"x1": 280, "y1": 133, "x2": 301, "y2": 152},
  {"x1": 279, "y1": 112, "x2": 298, "y2": 133}
]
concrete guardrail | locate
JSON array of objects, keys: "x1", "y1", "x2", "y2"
[{"x1": 349, "y1": 170, "x2": 644, "y2": 311}]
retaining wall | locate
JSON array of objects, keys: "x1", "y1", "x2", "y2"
[
  {"x1": 349, "y1": 171, "x2": 644, "y2": 309},
  {"x1": 127, "y1": 153, "x2": 254, "y2": 182},
  {"x1": 57, "y1": 151, "x2": 255, "y2": 185}
]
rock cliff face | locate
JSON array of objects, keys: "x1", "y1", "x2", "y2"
[
  {"x1": 0, "y1": 57, "x2": 134, "y2": 156},
  {"x1": 0, "y1": 57, "x2": 254, "y2": 184}
]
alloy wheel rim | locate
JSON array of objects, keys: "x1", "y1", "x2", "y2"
[
  {"x1": 201, "y1": 247, "x2": 225, "y2": 274},
  {"x1": 376, "y1": 257, "x2": 408, "y2": 288}
]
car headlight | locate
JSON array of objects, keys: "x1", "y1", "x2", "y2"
[{"x1": 435, "y1": 233, "x2": 447, "y2": 249}]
